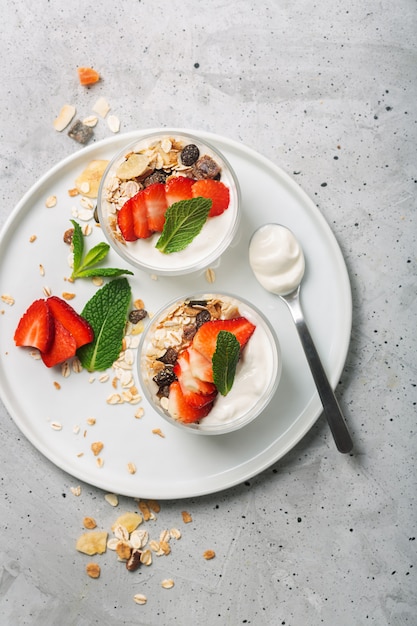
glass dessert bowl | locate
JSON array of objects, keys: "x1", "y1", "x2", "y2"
[
  {"x1": 138, "y1": 292, "x2": 281, "y2": 435},
  {"x1": 97, "y1": 130, "x2": 241, "y2": 276}
]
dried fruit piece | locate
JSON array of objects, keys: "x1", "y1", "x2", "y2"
[
  {"x1": 77, "y1": 67, "x2": 100, "y2": 86},
  {"x1": 111, "y1": 512, "x2": 143, "y2": 533},
  {"x1": 116, "y1": 153, "x2": 151, "y2": 180},
  {"x1": 53, "y1": 104, "x2": 76, "y2": 131},
  {"x1": 180, "y1": 143, "x2": 199, "y2": 166},
  {"x1": 68, "y1": 120, "x2": 94, "y2": 144},
  {"x1": 75, "y1": 160, "x2": 109, "y2": 198},
  {"x1": 76, "y1": 531, "x2": 108, "y2": 555}
]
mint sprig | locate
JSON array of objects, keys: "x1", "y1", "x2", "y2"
[
  {"x1": 77, "y1": 277, "x2": 132, "y2": 372},
  {"x1": 70, "y1": 220, "x2": 133, "y2": 280},
  {"x1": 212, "y1": 331, "x2": 241, "y2": 396},
  {"x1": 155, "y1": 197, "x2": 211, "y2": 254}
]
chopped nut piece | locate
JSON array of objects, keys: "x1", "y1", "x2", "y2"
[
  {"x1": 203, "y1": 549, "x2": 216, "y2": 560},
  {"x1": 152, "y1": 428, "x2": 165, "y2": 438},
  {"x1": 104, "y1": 493, "x2": 119, "y2": 507},
  {"x1": 91, "y1": 441, "x2": 104, "y2": 456},
  {"x1": 161, "y1": 579, "x2": 175, "y2": 589},
  {"x1": 83, "y1": 517, "x2": 97, "y2": 529},
  {"x1": 76, "y1": 531, "x2": 108, "y2": 555},
  {"x1": 137, "y1": 500, "x2": 151, "y2": 521},
  {"x1": 133, "y1": 593, "x2": 147, "y2": 605},
  {"x1": 53, "y1": 382, "x2": 61, "y2": 390},
  {"x1": 45, "y1": 195, "x2": 57, "y2": 208},
  {"x1": 96, "y1": 457, "x2": 104, "y2": 468},
  {"x1": 53, "y1": 104, "x2": 76, "y2": 131},
  {"x1": 86, "y1": 562, "x2": 101, "y2": 579},
  {"x1": 135, "y1": 407, "x2": 145, "y2": 419},
  {"x1": 126, "y1": 549, "x2": 142, "y2": 571},
  {"x1": 86, "y1": 417, "x2": 96, "y2": 426},
  {"x1": 68, "y1": 188, "x2": 79, "y2": 197},
  {"x1": 29, "y1": 235, "x2": 37, "y2": 242},
  {"x1": 70, "y1": 485, "x2": 81, "y2": 496},
  {"x1": 62, "y1": 292, "x2": 76, "y2": 300},
  {"x1": 181, "y1": 511, "x2": 192, "y2": 524},
  {"x1": 148, "y1": 500, "x2": 161, "y2": 513}
]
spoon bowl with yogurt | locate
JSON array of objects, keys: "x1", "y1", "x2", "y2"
[{"x1": 249, "y1": 223, "x2": 353, "y2": 454}]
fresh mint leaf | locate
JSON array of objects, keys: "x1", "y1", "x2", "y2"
[
  {"x1": 155, "y1": 197, "x2": 211, "y2": 254},
  {"x1": 81, "y1": 242, "x2": 111, "y2": 269},
  {"x1": 70, "y1": 219, "x2": 84, "y2": 273},
  {"x1": 212, "y1": 330, "x2": 240, "y2": 396},
  {"x1": 69, "y1": 220, "x2": 133, "y2": 280},
  {"x1": 77, "y1": 278, "x2": 132, "y2": 372}
]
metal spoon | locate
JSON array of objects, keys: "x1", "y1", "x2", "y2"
[{"x1": 249, "y1": 224, "x2": 353, "y2": 453}]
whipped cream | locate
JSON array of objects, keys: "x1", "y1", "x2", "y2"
[{"x1": 249, "y1": 224, "x2": 305, "y2": 295}]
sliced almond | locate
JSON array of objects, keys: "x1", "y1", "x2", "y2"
[{"x1": 53, "y1": 104, "x2": 76, "y2": 131}]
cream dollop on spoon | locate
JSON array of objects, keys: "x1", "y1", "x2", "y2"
[{"x1": 249, "y1": 223, "x2": 353, "y2": 453}]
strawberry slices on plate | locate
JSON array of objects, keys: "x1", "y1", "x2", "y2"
[{"x1": 14, "y1": 296, "x2": 94, "y2": 367}]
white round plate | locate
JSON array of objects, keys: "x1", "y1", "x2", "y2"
[{"x1": 0, "y1": 129, "x2": 352, "y2": 499}]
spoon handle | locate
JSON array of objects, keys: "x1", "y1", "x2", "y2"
[{"x1": 282, "y1": 289, "x2": 353, "y2": 453}]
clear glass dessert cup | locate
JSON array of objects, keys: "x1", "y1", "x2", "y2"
[
  {"x1": 138, "y1": 292, "x2": 282, "y2": 435},
  {"x1": 97, "y1": 130, "x2": 241, "y2": 276}
]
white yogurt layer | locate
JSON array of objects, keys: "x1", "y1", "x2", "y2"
[
  {"x1": 198, "y1": 303, "x2": 277, "y2": 430},
  {"x1": 249, "y1": 223, "x2": 305, "y2": 295}
]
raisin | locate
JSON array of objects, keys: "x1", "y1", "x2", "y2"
[
  {"x1": 157, "y1": 347, "x2": 178, "y2": 365},
  {"x1": 193, "y1": 155, "x2": 221, "y2": 179},
  {"x1": 183, "y1": 324, "x2": 197, "y2": 341},
  {"x1": 196, "y1": 309, "x2": 211, "y2": 328},
  {"x1": 153, "y1": 368, "x2": 177, "y2": 388},
  {"x1": 180, "y1": 144, "x2": 200, "y2": 166},
  {"x1": 187, "y1": 299, "x2": 208, "y2": 307},
  {"x1": 129, "y1": 308, "x2": 147, "y2": 324}
]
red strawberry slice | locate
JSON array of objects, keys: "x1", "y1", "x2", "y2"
[
  {"x1": 14, "y1": 299, "x2": 54, "y2": 353},
  {"x1": 144, "y1": 182, "x2": 168, "y2": 232},
  {"x1": 168, "y1": 380, "x2": 214, "y2": 423},
  {"x1": 191, "y1": 179, "x2": 230, "y2": 217},
  {"x1": 40, "y1": 319, "x2": 77, "y2": 368},
  {"x1": 188, "y1": 345, "x2": 214, "y2": 383},
  {"x1": 192, "y1": 317, "x2": 256, "y2": 361},
  {"x1": 117, "y1": 200, "x2": 137, "y2": 241},
  {"x1": 173, "y1": 350, "x2": 217, "y2": 407},
  {"x1": 123, "y1": 191, "x2": 152, "y2": 239},
  {"x1": 47, "y1": 296, "x2": 94, "y2": 349},
  {"x1": 165, "y1": 176, "x2": 194, "y2": 206}
]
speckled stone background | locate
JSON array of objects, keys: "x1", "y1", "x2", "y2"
[{"x1": 0, "y1": 1, "x2": 416, "y2": 625}]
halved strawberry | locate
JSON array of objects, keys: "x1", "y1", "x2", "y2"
[
  {"x1": 130, "y1": 191, "x2": 153, "y2": 239},
  {"x1": 192, "y1": 317, "x2": 256, "y2": 361},
  {"x1": 168, "y1": 380, "x2": 214, "y2": 423},
  {"x1": 47, "y1": 296, "x2": 94, "y2": 349},
  {"x1": 144, "y1": 183, "x2": 168, "y2": 232},
  {"x1": 14, "y1": 299, "x2": 54, "y2": 353},
  {"x1": 188, "y1": 345, "x2": 214, "y2": 383},
  {"x1": 117, "y1": 200, "x2": 137, "y2": 241},
  {"x1": 173, "y1": 350, "x2": 217, "y2": 407},
  {"x1": 40, "y1": 319, "x2": 77, "y2": 368},
  {"x1": 165, "y1": 176, "x2": 194, "y2": 206},
  {"x1": 191, "y1": 179, "x2": 230, "y2": 217}
]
